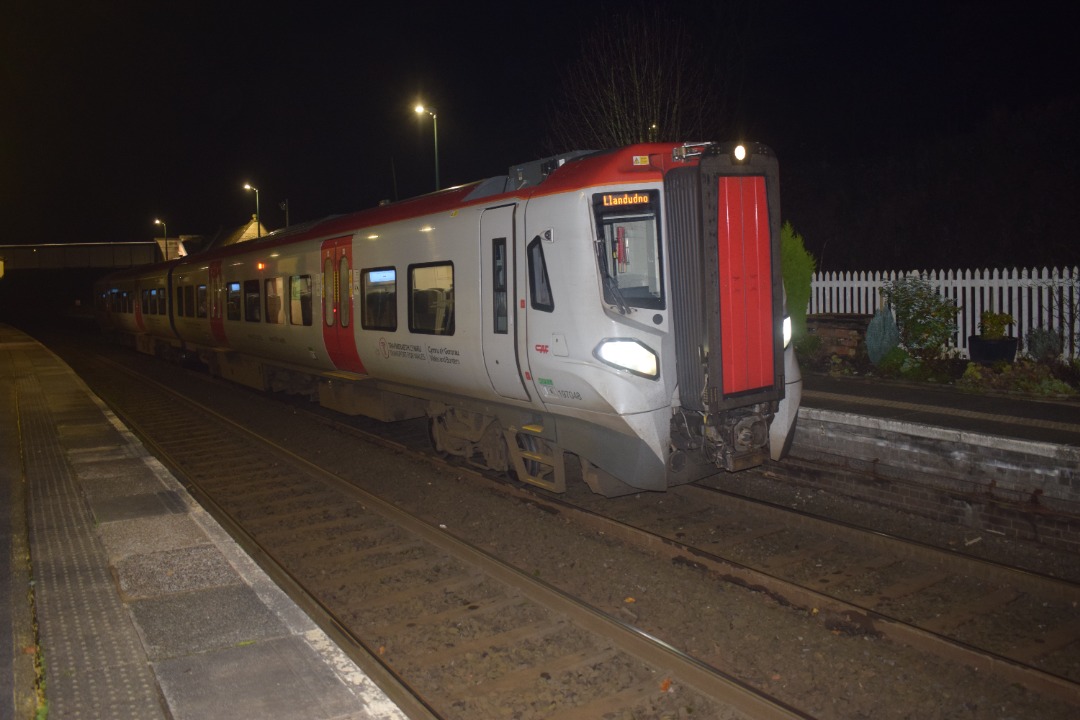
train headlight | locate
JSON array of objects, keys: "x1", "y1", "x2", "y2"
[
  {"x1": 594, "y1": 339, "x2": 659, "y2": 379},
  {"x1": 783, "y1": 315, "x2": 793, "y2": 348}
]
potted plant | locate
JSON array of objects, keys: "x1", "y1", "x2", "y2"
[{"x1": 968, "y1": 310, "x2": 1018, "y2": 364}]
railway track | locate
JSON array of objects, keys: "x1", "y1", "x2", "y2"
[
  {"x1": 62, "y1": 346, "x2": 801, "y2": 720},
  {"x1": 564, "y1": 479, "x2": 1080, "y2": 702},
  {"x1": 272, "y1": 365, "x2": 1080, "y2": 704},
  {"x1": 47, "y1": 332, "x2": 1080, "y2": 718}
]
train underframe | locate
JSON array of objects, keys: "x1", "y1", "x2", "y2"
[{"x1": 128, "y1": 334, "x2": 788, "y2": 497}]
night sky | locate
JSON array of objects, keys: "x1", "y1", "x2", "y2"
[{"x1": 3, "y1": 0, "x2": 1077, "y2": 269}]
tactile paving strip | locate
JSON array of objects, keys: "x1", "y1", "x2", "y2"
[{"x1": 16, "y1": 349, "x2": 166, "y2": 719}]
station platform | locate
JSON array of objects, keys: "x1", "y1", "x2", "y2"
[
  {"x1": 796, "y1": 370, "x2": 1080, "y2": 554},
  {"x1": 801, "y1": 371, "x2": 1080, "y2": 449},
  {"x1": 1, "y1": 324, "x2": 406, "y2": 720}
]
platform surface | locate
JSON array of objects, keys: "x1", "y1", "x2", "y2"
[{"x1": 1, "y1": 324, "x2": 405, "y2": 720}]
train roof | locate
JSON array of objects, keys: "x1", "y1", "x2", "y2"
[
  {"x1": 240, "y1": 143, "x2": 707, "y2": 249},
  {"x1": 99, "y1": 142, "x2": 752, "y2": 278}
]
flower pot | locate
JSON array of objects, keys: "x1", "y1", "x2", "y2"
[{"x1": 968, "y1": 335, "x2": 1018, "y2": 364}]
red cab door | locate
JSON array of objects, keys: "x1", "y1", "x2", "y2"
[{"x1": 208, "y1": 260, "x2": 229, "y2": 345}]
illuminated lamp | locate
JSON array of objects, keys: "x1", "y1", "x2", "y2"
[
  {"x1": 594, "y1": 338, "x2": 659, "y2": 379},
  {"x1": 414, "y1": 103, "x2": 439, "y2": 190}
]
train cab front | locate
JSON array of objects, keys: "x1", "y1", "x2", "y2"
[
  {"x1": 519, "y1": 142, "x2": 798, "y2": 497},
  {"x1": 663, "y1": 142, "x2": 794, "y2": 480}
]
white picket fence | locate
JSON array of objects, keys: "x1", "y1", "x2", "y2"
[{"x1": 808, "y1": 267, "x2": 1080, "y2": 359}]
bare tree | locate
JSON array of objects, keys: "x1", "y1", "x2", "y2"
[{"x1": 545, "y1": 3, "x2": 746, "y2": 153}]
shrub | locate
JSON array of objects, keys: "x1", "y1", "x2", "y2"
[
  {"x1": 979, "y1": 311, "x2": 1014, "y2": 339},
  {"x1": 874, "y1": 346, "x2": 911, "y2": 379},
  {"x1": 879, "y1": 274, "x2": 958, "y2": 362},
  {"x1": 794, "y1": 333, "x2": 827, "y2": 371},
  {"x1": 865, "y1": 307, "x2": 900, "y2": 365},
  {"x1": 959, "y1": 359, "x2": 1076, "y2": 396},
  {"x1": 1027, "y1": 327, "x2": 1062, "y2": 363},
  {"x1": 780, "y1": 222, "x2": 816, "y2": 340},
  {"x1": 1061, "y1": 358, "x2": 1080, "y2": 388}
]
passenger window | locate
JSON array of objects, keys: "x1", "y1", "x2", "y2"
[
  {"x1": 176, "y1": 286, "x2": 186, "y2": 317},
  {"x1": 289, "y1": 275, "x2": 312, "y2": 326},
  {"x1": 409, "y1": 262, "x2": 454, "y2": 335},
  {"x1": 323, "y1": 256, "x2": 335, "y2": 326},
  {"x1": 141, "y1": 290, "x2": 150, "y2": 315},
  {"x1": 244, "y1": 280, "x2": 261, "y2": 322},
  {"x1": 361, "y1": 267, "x2": 396, "y2": 331},
  {"x1": 265, "y1": 277, "x2": 284, "y2": 324},
  {"x1": 183, "y1": 285, "x2": 195, "y2": 318},
  {"x1": 527, "y1": 237, "x2": 554, "y2": 312},
  {"x1": 196, "y1": 285, "x2": 208, "y2": 318},
  {"x1": 226, "y1": 282, "x2": 241, "y2": 321},
  {"x1": 493, "y1": 239, "x2": 508, "y2": 334}
]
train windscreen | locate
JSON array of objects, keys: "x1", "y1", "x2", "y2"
[{"x1": 592, "y1": 190, "x2": 664, "y2": 310}]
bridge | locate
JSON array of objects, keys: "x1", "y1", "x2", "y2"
[{"x1": 0, "y1": 241, "x2": 176, "y2": 275}]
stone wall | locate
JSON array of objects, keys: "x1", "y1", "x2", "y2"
[{"x1": 790, "y1": 407, "x2": 1080, "y2": 553}]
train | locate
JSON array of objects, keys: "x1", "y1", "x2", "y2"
[{"x1": 95, "y1": 141, "x2": 801, "y2": 497}]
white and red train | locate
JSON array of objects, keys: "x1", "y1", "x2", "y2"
[{"x1": 95, "y1": 141, "x2": 801, "y2": 496}]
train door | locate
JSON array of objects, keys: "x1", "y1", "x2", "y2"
[
  {"x1": 321, "y1": 235, "x2": 367, "y2": 374},
  {"x1": 133, "y1": 280, "x2": 145, "y2": 332},
  {"x1": 480, "y1": 205, "x2": 530, "y2": 400},
  {"x1": 208, "y1": 261, "x2": 228, "y2": 345}
]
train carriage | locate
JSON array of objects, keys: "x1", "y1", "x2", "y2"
[
  {"x1": 96, "y1": 141, "x2": 801, "y2": 496},
  {"x1": 96, "y1": 263, "x2": 172, "y2": 344}
]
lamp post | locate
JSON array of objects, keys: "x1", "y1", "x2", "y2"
[
  {"x1": 414, "y1": 104, "x2": 439, "y2": 191},
  {"x1": 243, "y1": 183, "x2": 261, "y2": 237},
  {"x1": 154, "y1": 218, "x2": 168, "y2": 260}
]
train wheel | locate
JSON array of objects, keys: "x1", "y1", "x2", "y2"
[
  {"x1": 427, "y1": 416, "x2": 450, "y2": 459},
  {"x1": 478, "y1": 422, "x2": 509, "y2": 473}
]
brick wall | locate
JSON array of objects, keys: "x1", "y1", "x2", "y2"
[{"x1": 806, "y1": 314, "x2": 871, "y2": 358}]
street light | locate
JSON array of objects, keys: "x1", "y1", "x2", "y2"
[
  {"x1": 414, "y1": 104, "x2": 439, "y2": 191},
  {"x1": 243, "y1": 183, "x2": 261, "y2": 237},
  {"x1": 154, "y1": 218, "x2": 168, "y2": 260}
]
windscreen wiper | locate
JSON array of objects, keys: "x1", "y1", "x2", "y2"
[{"x1": 595, "y1": 241, "x2": 630, "y2": 315}]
